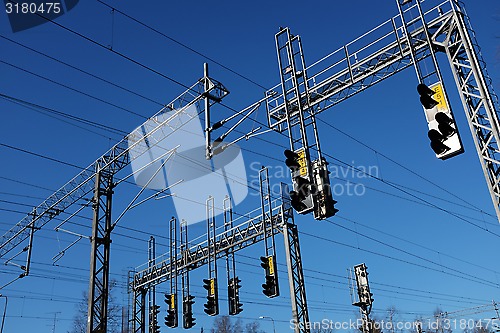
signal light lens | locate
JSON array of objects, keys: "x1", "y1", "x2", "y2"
[
  {"x1": 284, "y1": 149, "x2": 300, "y2": 170},
  {"x1": 417, "y1": 83, "x2": 435, "y2": 96},
  {"x1": 435, "y1": 112, "x2": 455, "y2": 138},
  {"x1": 417, "y1": 83, "x2": 439, "y2": 109},
  {"x1": 420, "y1": 95, "x2": 439, "y2": 109}
]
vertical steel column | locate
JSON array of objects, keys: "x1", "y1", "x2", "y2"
[
  {"x1": 147, "y1": 237, "x2": 156, "y2": 333},
  {"x1": 351, "y1": 263, "x2": 374, "y2": 333},
  {"x1": 180, "y1": 220, "x2": 190, "y2": 299},
  {"x1": 131, "y1": 286, "x2": 146, "y2": 333},
  {"x1": 206, "y1": 196, "x2": 217, "y2": 281},
  {"x1": 168, "y1": 216, "x2": 178, "y2": 312},
  {"x1": 274, "y1": 28, "x2": 337, "y2": 220},
  {"x1": 224, "y1": 197, "x2": 236, "y2": 279},
  {"x1": 204, "y1": 63, "x2": 212, "y2": 159},
  {"x1": 360, "y1": 310, "x2": 371, "y2": 333},
  {"x1": 275, "y1": 28, "x2": 320, "y2": 164},
  {"x1": 127, "y1": 270, "x2": 135, "y2": 333},
  {"x1": 224, "y1": 196, "x2": 242, "y2": 315},
  {"x1": 440, "y1": 4, "x2": 500, "y2": 221},
  {"x1": 206, "y1": 197, "x2": 217, "y2": 282},
  {"x1": 205, "y1": 196, "x2": 219, "y2": 315},
  {"x1": 180, "y1": 220, "x2": 190, "y2": 295},
  {"x1": 259, "y1": 168, "x2": 276, "y2": 257},
  {"x1": 87, "y1": 170, "x2": 114, "y2": 333},
  {"x1": 180, "y1": 219, "x2": 195, "y2": 328},
  {"x1": 395, "y1": 0, "x2": 453, "y2": 106},
  {"x1": 281, "y1": 184, "x2": 310, "y2": 333},
  {"x1": 493, "y1": 300, "x2": 499, "y2": 321},
  {"x1": 22, "y1": 209, "x2": 37, "y2": 278}
]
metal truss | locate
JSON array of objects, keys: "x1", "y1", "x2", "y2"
[
  {"x1": 205, "y1": 197, "x2": 218, "y2": 286},
  {"x1": 147, "y1": 236, "x2": 157, "y2": 333},
  {"x1": 273, "y1": 27, "x2": 322, "y2": 163},
  {"x1": 132, "y1": 287, "x2": 146, "y2": 333},
  {"x1": 264, "y1": 0, "x2": 500, "y2": 220},
  {"x1": 0, "y1": 70, "x2": 229, "y2": 261},
  {"x1": 437, "y1": 4, "x2": 500, "y2": 220},
  {"x1": 0, "y1": 68, "x2": 229, "y2": 333},
  {"x1": 133, "y1": 180, "x2": 311, "y2": 333},
  {"x1": 133, "y1": 199, "x2": 284, "y2": 290},
  {"x1": 87, "y1": 170, "x2": 114, "y2": 333},
  {"x1": 2, "y1": 1, "x2": 499, "y2": 332},
  {"x1": 266, "y1": 5, "x2": 436, "y2": 129},
  {"x1": 260, "y1": 168, "x2": 277, "y2": 258}
]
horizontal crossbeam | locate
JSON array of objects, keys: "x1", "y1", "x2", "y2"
[
  {"x1": 133, "y1": 203, "x2": 284, "y2": 290},
  {"x1": 0, "y1": 77, "x2": 228, "y2": 258}
]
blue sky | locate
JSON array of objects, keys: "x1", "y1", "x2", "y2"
[{"x1": 1, "y1": 0, "x2": 500, "y2": 332}]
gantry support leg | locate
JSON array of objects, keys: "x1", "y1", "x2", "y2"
[
  {"x1": 87, "y1": 170, "x2": 114, "y2": 333},
  {"x1": 283, "y1": 215, "x2": 310, "y2": 333}
]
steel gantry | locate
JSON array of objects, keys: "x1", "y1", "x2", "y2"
[
  {"x1": 0, "y1": 68, "x2": 229, "y2": 333},
  {"x1": 1, "y1": 0, "x2": 499, "y2": 332},
  {"x1": 265, "y1": 0, "x2": 500, "y2": 220},
  {"x1": 132, "y1": 169, "x2": 311, "y2": 333}
]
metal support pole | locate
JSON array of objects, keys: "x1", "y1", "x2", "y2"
[
  {"x1": 259, "y1": 316, "x2": 276, "y2": 333},
  {"x1": 132, "y1": 288, "x2": 146, "y2": 333},
  {"x1": 180, "y1": 219, "x2": 195, "y2": 328},
  {"x1": 168, "y1": 216, "x2": 178, "y2": 324},
  {"x1": 442, "y1": 8, "x2": 500, "y2": 220},
  {"x1": 352, "y1": 263, "x2": 374, "y2": 333},
  {"x1": 22, "y1": 209, "x2": 37, "y2": 278},
  {"x1": 224, "y1": 196, "x2": 236, "y2": 280},
  {"x1": 140, "y1": 290, "x2": 146, "y2": 333},
  {"x1": 87, "y1": 170, "x2": 114, "y2": 333},
  {"x1": 260, "y1": 168, "x2": 276, "y2": 257},
  {"x1": 360, "y1": 309, "x2": 371, "y2": 333},
  {"x1": 281, "y1": 184, "x2": 310, "y2": 333},
  {"x1": 283, "y1": 222, "x2": 310, "y2": 333},
  {"x1": 204, "y1": 63, "x2": 212, "y2": 159},
  {"x1": 127, "y1": 270, "x2": 135, "y2": 333},
  {"x1": 0, "y1": 294, "x2": 7, "y2": 333},
  {"x1": 147, "y1": 236, "x2": 156, "y2": 333},
  {"x1": 206, "y1": 197, "x2": 217, "y2": 282}
]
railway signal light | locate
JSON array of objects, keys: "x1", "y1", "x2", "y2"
[
  {"x1": 284, "y1": 149, "x2": 300, "y2": 171},
  {"x1": 283, "y1": 149, "x2": 314, "y2": 214},
  {"x1": 164, "y1": 293, "x2": 178, "y2": 328},
  {"x1": 260, "y1": 255, "x2": 279, "y2": 298},
  {"x1": 183, "y1": 295, "x2": 196, "y2": 329},
  {"x1": 353, "y1": 263, "x2": 374, "y2": 308},
  {"x1": 428, "y1": 129, "x2": 449, "y2": 155},
  {"x1": 417, "y1": 83, "x2": 439, "y2": 109},
  {"x1": 228, "y1": 277, "x2": 243, "y2": 315},
  {"x1": 311, "y1": 158, "x2": 339, "y2": 219},
  {"x1": 203, "y1": 278, "x2": 219, "y2": 316},
  {"x1": 150, "y1": 305, "x2": 160, "y2": 333},
  {"x1": 417, "y1": 82, "x2": 464, "y2": 159}
]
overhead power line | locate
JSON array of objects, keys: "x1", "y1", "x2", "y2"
[
  {"x1": 2, "y1": 135, "x2": 498, "y2": 291},
  {"x1": 0, "y1": 59, "x2": 146, "y2": 119},
  {"x1": 317, "y1": 117, "x2": 494, "y2": 217},
  {"x1": 0, "y1": 33, "x2": 165, "y2": 107},
  {"x1": 0, "y1": 92, "x2": 127, "y2": 137},
  {"x1": 95, "y1": 0, "x2": 269, "y2": 91}
]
